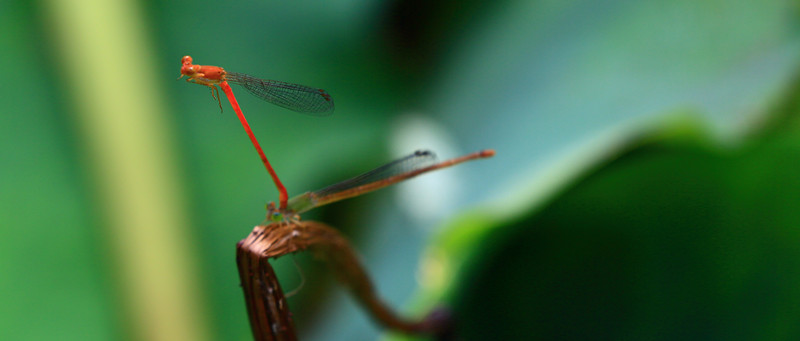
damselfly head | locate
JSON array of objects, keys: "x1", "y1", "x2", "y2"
[
  {"x1": 265, "y1": 202, "x2": 299, "y2": 224},
  {"x1": 180, "y1": 64, "x2": 200, "y2": 77},
  {"x1": 179, "y1": 56, "x2": 203, "y2": 79},
  {"x1": 265, "y1": 202, "x2": 281, "y2": 222},
  {"x1": 269, "y1": 212, "x2": 283, "y2": 223}
]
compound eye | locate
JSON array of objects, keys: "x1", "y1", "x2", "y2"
[
  {"x1": 181, "y1": 55, "x2": 193, "y2": 65},
  {"x1": 181, "y1": 64, "x2": 204, "y2": 79}
]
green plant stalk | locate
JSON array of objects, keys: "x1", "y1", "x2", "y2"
[{"x1": 41, "y1": 0, "x2": 210, "y2": 340}]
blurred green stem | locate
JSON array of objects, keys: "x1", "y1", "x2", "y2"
[{"x1": 41, "y1": 0, "x2": 210, "y2": 340}]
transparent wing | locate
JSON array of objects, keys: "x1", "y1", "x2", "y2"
[
  {"x1": 285, "y1": 149, "x2": 495, "y2": 214},
  {"x1": 311, "y1": 150, "x2": 438, "y2": 200},
  {"x1": 226, "y1": 72, "x2": 334, "y2": 115}
]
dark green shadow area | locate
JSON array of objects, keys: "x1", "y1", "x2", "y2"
[{"x1": 449, "y1": 111, "x2": 800, "y2": 340}]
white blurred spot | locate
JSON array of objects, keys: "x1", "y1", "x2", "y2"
[{"x1": 389, "y1": 114, "x2": 463, "y2": 229}]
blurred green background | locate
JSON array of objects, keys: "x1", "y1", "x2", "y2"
[{"x1": 2, "y1": 0, "x2": 800, "y2": 340}]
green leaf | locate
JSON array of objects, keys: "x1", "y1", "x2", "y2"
[{"x1": 400, "y1": 112, "x2": 800, "y2": 339}]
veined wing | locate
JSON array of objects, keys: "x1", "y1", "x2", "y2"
[{"x1": 226, "y1": 72, "x2": 334, "y2": 115}]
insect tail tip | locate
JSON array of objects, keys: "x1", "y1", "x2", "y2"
[{"x1": 479, "y1": 149, "x2": 496, "y2": 158}]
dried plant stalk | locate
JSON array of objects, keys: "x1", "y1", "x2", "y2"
[
  {"x1": 237, "y1": 228, "x2": 298, "y2": 341},
  {"x1": 236, "y1": 222, "x2": 450, "y2": 340}
]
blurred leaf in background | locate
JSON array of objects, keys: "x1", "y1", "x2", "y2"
[
  {"x1": 402, "y1": 108, "x2": 800, "y2": 340},
  {"x1": 2, "y1": 0, "x2": 800, "y2": 340}
]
